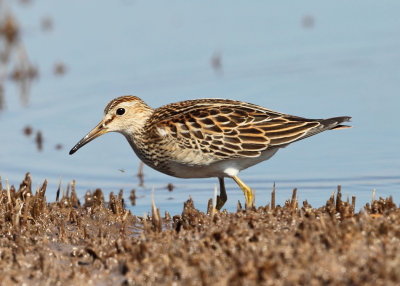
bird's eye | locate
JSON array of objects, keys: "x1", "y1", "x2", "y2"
[{"x1": 116, "y1": 108, "x2": 125, "y2": 116}]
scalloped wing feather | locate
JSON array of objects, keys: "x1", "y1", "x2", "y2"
[{"x1": 146, "y1": 99, "x2": 325, "y2": 160}]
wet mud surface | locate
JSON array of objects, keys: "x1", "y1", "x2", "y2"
[{"x1": 1, "y1": 173, "x2": 400, "y2": 285}]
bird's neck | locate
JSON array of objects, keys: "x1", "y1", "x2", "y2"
[{"x1": 121, "y1": 107, "x2": 153, "y2": 144}]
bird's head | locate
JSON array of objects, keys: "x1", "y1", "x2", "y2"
[{"x1": 69, "y1": 95, "x2": 153, "y2": 155}]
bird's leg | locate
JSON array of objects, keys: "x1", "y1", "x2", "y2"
[
  {"x1": 232, "y1": 176, "x2": 253, "y2": 208},
  {"x1": 215, "y1": 177, "x2": 227, "y2": 211}
]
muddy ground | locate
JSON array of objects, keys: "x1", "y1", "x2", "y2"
[{"x1": 0, "y1": 173, "x2": 399, "y2": 285}]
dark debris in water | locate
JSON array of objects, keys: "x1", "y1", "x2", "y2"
[
  {"x1": 23, "y1": 126, "x2": 65, "y2": 152},
  {"x1": 0, "y1": 174, "x2": 400, "y2": 285},
  {"x1": 55, "y1": 143, "x2": 63, "y2": 150},
  {"x1": 53, "y1": 61, "x2": 67, "y2": 76},
  {"x1": 35, "y1": 130, "x2": 43, "y2": 151},
  {"x1": 0, "y1": 3, "x2": 66, "y2": 110},
  {"x1": 211, "y1": 51, "x2": 223, "y2": 75},
  {"x1": 129, "y1": 189, "x2": 136, "y2": 206},
  {"x1": 40, "y1": 16, "x2": 53, "y2": 32},
  {"x1": 302, "y1": 14, "x2": 315, "y2": 29},
  {"x1": 137, "y1": 161, "x2": 144, "y2": 187},
  {"x1": 23, "y1": 125, "x2": 32, "y2": 136}
]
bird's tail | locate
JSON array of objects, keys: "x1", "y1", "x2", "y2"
[
  {"x1": 292, "y1": 116, "x2": 352, "y2": 143},
  {"x1": 320, "y1": 116, "x2": 352, "y2": 130}
]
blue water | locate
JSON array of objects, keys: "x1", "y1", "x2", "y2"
[{"x1": 1, "y1": 1, "x2": 399, "y2": 215}]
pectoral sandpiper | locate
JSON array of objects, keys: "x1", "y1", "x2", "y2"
[{"x1": 69, "y1": 96, "x2": 351, "y2": 210}]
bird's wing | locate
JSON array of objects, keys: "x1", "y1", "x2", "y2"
[{"x1": 147, "y1": 99, "x2": 321, "y2": 159}]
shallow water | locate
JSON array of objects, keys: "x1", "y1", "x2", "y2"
[{"x1": 1, "y1": 1, "x2": 400, "y2": 215}]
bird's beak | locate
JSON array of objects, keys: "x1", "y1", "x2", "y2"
[{"x1": 69, "y1": 121, "x2": 108, "y2": 155}]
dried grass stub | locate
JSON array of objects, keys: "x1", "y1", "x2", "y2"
[{"x1": 0, "y1": 174, "x2": 399, "y2": 285}]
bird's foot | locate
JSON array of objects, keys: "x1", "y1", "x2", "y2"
[
  {"x1": 232, "y1": 176, "x2": 253, "y2": 209},
  {"x1": 244, "y1": 187, "x2": 254, "y2": 209},
  {"x1": 216, "y1": 195, "x2": 226, "y2": 211}
]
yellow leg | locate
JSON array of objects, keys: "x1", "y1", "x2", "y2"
[{"x1": 232, "y1": 176, "x2": 253, "y2": 208}]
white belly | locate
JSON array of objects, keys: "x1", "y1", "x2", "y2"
[{"x1": 168, "y1": 148, "x2": 279, "y2": 178}]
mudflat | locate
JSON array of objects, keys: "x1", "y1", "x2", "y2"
[{"x1": 0, "y1": 173, "x2": 398, "y2": 285}]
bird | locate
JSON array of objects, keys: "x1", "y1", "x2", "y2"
[{"x1": 69, "y1": 96, "x2": 351, "y2": 210}]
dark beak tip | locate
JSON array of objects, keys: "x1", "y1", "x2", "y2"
[{"x1": 69, "y1": 147, "x2": 77, "y2": 155}]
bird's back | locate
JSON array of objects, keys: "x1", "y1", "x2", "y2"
[{"x1": 141, "y1": 99, "x2": 351, "y2": 166}]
